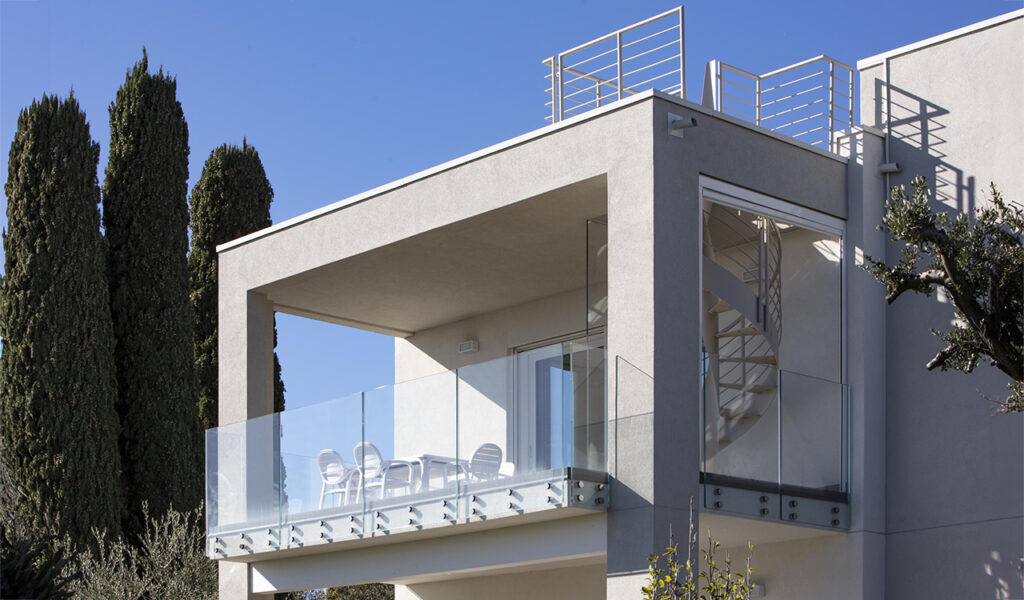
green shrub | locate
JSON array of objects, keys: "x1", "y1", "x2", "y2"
[
  {"x1": 64, "y1": 504, "x2": 216, "y2": 600},
  {"x1": 642, "y1": 500, "x2": 754, "y2": 600},
  {"x1": 1, "y1": 528, "x2": 80, "y2": 600}
]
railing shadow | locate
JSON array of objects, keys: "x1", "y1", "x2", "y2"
[{"x1": 873, "y1": 78, "x2": 975, "y2": 215}]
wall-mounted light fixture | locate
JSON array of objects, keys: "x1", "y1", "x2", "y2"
[
  {"x1": 459, "y1": 340, "x2": 479, "y2": 354},
  {"x1": 668, "y1": 113, "x2": 698, "y2": 138}
]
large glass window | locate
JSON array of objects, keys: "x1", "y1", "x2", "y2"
[{"x1": 701, "y1": 193, "x2": 846, "y2": 496}]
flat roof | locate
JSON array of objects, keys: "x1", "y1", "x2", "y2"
[{"x1": 218, "y1": 91, "x2": 846, "y2": 253}]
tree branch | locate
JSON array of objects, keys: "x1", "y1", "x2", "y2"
[
  {"x1": 886, "y1": 269, "x2": 948, "y2": 304},
  {"x1": 926, "y1": 344, "x2": 955, "y2": 371}
]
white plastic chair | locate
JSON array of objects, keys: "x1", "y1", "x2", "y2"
[
  {"x1": 446, "y1": 443, "x2": 508, "y2": 483},
  {"x1": 317, "y1": 449, "x2": 354, "y2": 509},
  {"x1": 352, "y1": 442, "x2": 414, "y2": 500}
]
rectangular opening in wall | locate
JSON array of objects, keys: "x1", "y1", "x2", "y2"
[{"x1": 700, "y1": 187, "x2": 846, "y2": 501}]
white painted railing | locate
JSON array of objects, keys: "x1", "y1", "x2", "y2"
[
  {"x1": 543, "y1": 6, "x2": 685, "y2": 123},
  {"x1": 703, "y1": 56, "x2": 854, "y2": 152}
]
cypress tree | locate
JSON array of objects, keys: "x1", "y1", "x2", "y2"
[
  {"x1": 1, "y1": 93, "x2": 123, "y2": 548},
  {"x1": 190, "y1": 141, "x2": 285, "y2": 431},
  {"x1": 103, "y1": 51, "x2": 200, "y2": 537}
]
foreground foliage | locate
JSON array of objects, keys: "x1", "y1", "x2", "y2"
[
  {"x1": 864, "y1": 176, "x2": 1024, "y2": 412},
  {"x1": 64, "y1": 505, "x2": 216, "y2": 600},
  {"x1": 1, "y1": 529, "x2": 80, "y2": 600},
  {"x1": 642, "y1": 501, "x2": 753, "y2": 600},
  {"x1": 104, "y1": 50, "x2": 202, "y2": 541},
  {"x1": 189, "y1": 141, "x2": 285, "y2": 429},
  {"x1": 289, "y1": 584, "x2": 395, "y2": 600},
  {"x1": 1, "y1": 93, "x2": 123, "y2": 549}
]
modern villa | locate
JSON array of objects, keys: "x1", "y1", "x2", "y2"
[{"x1": 206, "y1": 8, "x2": 1024, "y2": 599}]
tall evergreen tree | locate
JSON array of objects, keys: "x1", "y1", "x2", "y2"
[
  {"x1": 1, "y1": 93, "x2": 123, "y2": 549},
  {"x1": 103, "y1": 51, "x2": 200, "y2": 537},
  {"x1": 190, "y1": 141, "x2": 285, "y2": 431}
]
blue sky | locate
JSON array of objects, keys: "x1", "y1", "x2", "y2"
[{"x1": 2, "y1": 0, "x2": 1019, "y2": 413}]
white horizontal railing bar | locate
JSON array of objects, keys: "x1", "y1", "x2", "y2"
[
  {"x1": 758, "y1": 54, "x2": 839, "y2": 79},
  {"x1": 553, "y1": 6, "x2": 682, "y2": 58},
  {"x1": 719, "y1": 63, "x2": 759, "y2": 79},
  {"x1": 760, "y1": 85, "x2": 828, "y2": 109},
  {"x1": 629, "y1": 67, "x2": 682, "y2": 90},
  {"x1": 620, "y1": 22, "x2": 680, "y2": 50},
  {"x1": 777, "y1": 124, "x2": 827, "y2": 139},
  {"x1": 769, "y1": 111, "x2": 829, "y2": 130},
  {"x1": 622, "y1": 53, "x2": 681, "y2": 79},
  {"x1": 563, "y1": 62, "x2": 618, "y2": 81},
  {"x1": 722, "y1": 108, "x2": 756, "y2": 120},
  {"x1": 722, "y1": 80, "x2": 758, "y2": 95},
  {"x1": 562, "y1": 46, "x2": 618, "y2": 72},
  {"x1": 721, "y1": 93, "x2": 758, "y2": 108},
  {"x1": 761, "y1": 98, "x2": 827, "y2": 121},
  {"x1": 563, "y1": 81, "x2": 603, "y2": 95},
  {"x1": 561, "y1": 66, "x2": 642, "y2": 96},
  {"x1": 759, "y1": 71, "x2": 827, "y2": 94},
  {"x1": 563, "y1": 96, "x2": 601, "y2": 110},
  {"x1": 563, "y1": 65, "x2": 617, "y2": 86},
  {"x1": 620, "y1": 38, "x2": 680, "y2": 64}
]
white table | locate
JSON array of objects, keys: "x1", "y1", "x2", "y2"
[{"x1": 397, "y1": 454, "x2": 458, "y2": 493}]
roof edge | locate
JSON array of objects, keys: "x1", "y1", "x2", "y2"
[
  {"x1": 217, "y1": 90, "x2": 658, "y2": 253},
  {"x1": 858, "y1": 8, "x2": 1024, "y2": 69},
  {"x1": 220, "y1": 90, "x2": 848, "y2": 253}
]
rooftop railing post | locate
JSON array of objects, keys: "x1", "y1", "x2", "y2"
[
  {"x1": 549, "y1": 58, "x2": 558, "y2": 123},
  {"x1": 678, "y1": 6, "x2": 686, "y2": 98},
  {"x1": 558, "y1": 54, "x2": 565, "y2": 122},
  {"x1": 716, "y1": 62, "x2": 723, "y2": 112},
  {"x1": 755, "y1": 76, "x2": 762, "y2": 127},
  {"x1": 616, "y1": 31, "x2": 623, "y2": 101},
  {"x1": 828, "y1": 60, "x2": 836, "y2": 152}
]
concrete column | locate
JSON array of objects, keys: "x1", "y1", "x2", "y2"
[
  {"x1": 219, "y1": 562, "x2": 251, "y2": 600},
  {"x1": 841, "y1": 129, "x2": 887, "y2": 598},
  {"x1": 217, "y1": 281, "x2": 276, "y2": 600},
  {"x1": 605, "y1": 103, "x2": 702, "y2": 597},
  {"x1": 219, "y1": 287, "x2": 275, "y2": 426}
]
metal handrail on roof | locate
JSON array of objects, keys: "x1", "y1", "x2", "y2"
[
  {"x1": 705, "y1": 55, "x2": 855, "y2": 153},
  {"x1": 542, "y1": 6, "x2": 685, "y2": 123}
]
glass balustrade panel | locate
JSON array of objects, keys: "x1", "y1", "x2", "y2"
[
  {"x1": 701, "y1": 352, "x2": 780, "y2": 487},
  {"x1": 278, "y1": 391, "x2": 364, "y2": 524},
  {"x1": 779, "y1": 370, "x2": 847, "y2": 494},
  {"x1": 205, "y1": 412, "x2": 281, "y2": 534},
  {"x1": 365, "y1": 370, "x2": 459, "y2": 512}
]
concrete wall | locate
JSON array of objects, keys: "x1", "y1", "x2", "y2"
[
  {"x1": 395, "y1": 563, "x2": 606, "y2": 600},
  {"x1": 393, "y1": 287, "x2": 591, "y2": 470},
  {"x1": 216, "y1": 85, "x2": 851, "y2": 598},
  {"x1": 859, "y1": 12, "x2": 1024, "y2": 599},
  {"x1": 217, "y1": 97, "x2": 659, "y2": 599},
  {"x1": 719, "y1": 534, "x2": 873, "y2": 600}
]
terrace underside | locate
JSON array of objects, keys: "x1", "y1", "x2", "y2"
[{"x1": 255, "y1": 175, "x2": 608, "y2": 337}]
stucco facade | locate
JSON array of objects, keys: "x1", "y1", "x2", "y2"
[{"x1": 210, "y1": 10, "x2": 1023, "y2": 599}]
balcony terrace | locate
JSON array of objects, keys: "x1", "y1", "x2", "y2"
[{"x1": 206, "y1": 338, "x2": 608, "y2": 560}]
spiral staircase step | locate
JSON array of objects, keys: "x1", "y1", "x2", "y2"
[
  {"x1": 708, "y1": 299, "x2": 733, "y2": 314},
  {"x1": 720, "y1": 382, "x2": 777, "y2": 393},
  {"x1": 716, "y1": 326, "x2": 760, "y2": 338},
  {"x1": 720, "y1": 355, "x2": 778, "y2": 365},
  {"x1": 721, "y1": 406, "x2": 762, "y2": 418}
]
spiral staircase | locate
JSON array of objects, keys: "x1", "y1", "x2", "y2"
[{"x1": 702, "y1": 204, "x2": 783, "y2": 460}]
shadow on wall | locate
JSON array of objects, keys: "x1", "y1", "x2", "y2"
[
  {"x1": 983, "y1": 549, "x2": 1024, "y2": 600},
  {"x1": 873, "y1": 78, "x2": 976, "y2": 215}
]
